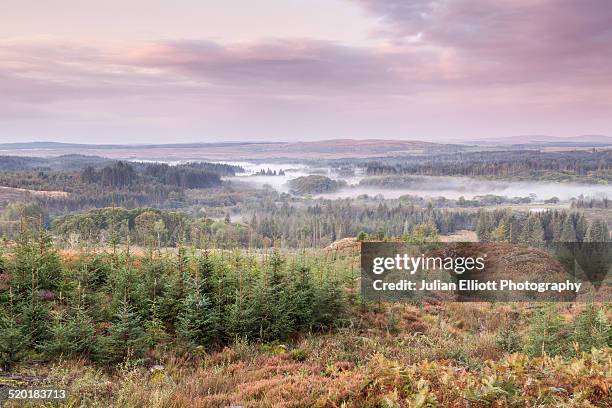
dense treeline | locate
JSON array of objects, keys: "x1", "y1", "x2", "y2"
[
  {"x1": 81, "y1": 162, "x2": 230, "y2": 189},
  {"x1": 476, "y1": 209, "x2": 610, "y2": 243},
  {"x1": 0, "y1": 161, "x2": 242, "y2": 192},
  {"x1": 365, "y1": 150, "x2": 612, "y2": 182},
  {"x1": 0, "y1": 154, "x2": 112, "y2": 171},
  {"x1": 396, "y1": 193, "x2": 534, "y2": 208},
  {"x1": 4, "y1": 197, "x2": 476, "y2": 249},
  {"x1": 0, "y1": 230, "x2": 348, "y2": 370},
  {"x1": 245, "y1": 199, "x2": 477, "y2": 247},
  {"x1": 0, "y1": 161, "x2": 243, "y2": 215},
  {"x1": 51, "y1": 207, "x2": 253, "y2": 249}
]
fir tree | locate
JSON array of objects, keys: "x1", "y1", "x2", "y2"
[
  {"x1": 559, "y1": 218, "x2": 577, "y2": 242},
  {"x1": 42, "y1": 308, "x2": 95, "y2": 359},
  {"x1": 0, "y1": 304, "x2": 28, "y2": 370},
  {"x1": 96, "y1": 299, "x2": 146, "y2": 364},
  {"x1": 177, "y1": 292, "x2": 218, "y2": 346},
  {"x1": 571, "y1": 303, "x2": 611, "y2": 352},
  {"x1": 525, "y1": 305, "x2": 567, "y2": 357},
  {"x1": 585, "y1": 219, "x2": 610, "y2": 242}
]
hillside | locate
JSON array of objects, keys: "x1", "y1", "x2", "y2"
[
  {"x1": 467, "y1": 134, "x2": 612, "y2": 147},
  {"x1": 0, "y1": 139, "x2": 468, "y2": 160}
]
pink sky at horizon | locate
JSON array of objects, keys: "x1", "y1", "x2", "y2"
[{"x1": 1, "y1": 0, "x2": 611, "y2": 144}]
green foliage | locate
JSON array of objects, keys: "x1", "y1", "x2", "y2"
[
  {"x1": 20, "y1": 303, "x2": 52, "y2": 347},
  {"x1": 0, "y1": 228, "x2": 350, "y2": 368},
  {"x1": 405, "y1": 222, "x2": 439, "y2": 244},
  {"x1": 177, "y1": 292, "x2": 218, "y2": 346},
  {"x1": 0, "y1": 311, "x2": 28, "y2": 370},
  {"x1": 477, "y1": 208, "x2": 605, "y2": 245},
  {"x1": 1, "y1": 202, "x2": 45, "y2": 222},
  {"x1": 525, "y1": 305, "x2": 567, "y2": 357},
  {"x1": 570, "y1": 303, "x2": 611, "y2": 353},
  {"x1": 11, "y1": 229, "x2": 62, "y2": 294},
  {"x1": 495, "y1": 323, "x2": 522, "y2": 353},
  {"x1": 95, "y1": 299, "x2": 147, "y2": 364},
  {"x1": 585, "y1": 219, "x2": 610, "y2": 242},
  {"x1": 42, "y1": 308, "x2": 96, "y2": 359},
  {"x1": 288, "y1": 175, "x2": 346, "y2": 195}
]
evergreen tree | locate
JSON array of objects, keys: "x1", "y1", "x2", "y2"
[
  {"x1": 96, "y1": 299, "x2": 146, "y2": 364},
  {"x1": 0, "y1": 310, "x2": 28, "y2": 370},
  {"x1": 143, "y1": 300, "x2": 168, "y2": 346},
  {"x1": 571, "y1": 303, "x2": 611, "y2": 353},
  {"x1": 476, "y1": 211, "x2": 491, "y2": 242},
  {"x1": 574, "y1": 214, "x2": 589, "y2": 242},
  {"x1": 521, "y1": 215, "x2": 544, "y2": 246},
  {"x1": 559, "y1": 218, "x2": 577, "y2": 242},
  {"x1": 492, "y1": 223, "x2": 508, "y2": 242},
  {"x1": 585, "y1": 219, "x2": 610, "y2": 242},
  {"x1": 406, "y1": 222, "x2": 438, "y2": 244},
  {"x1": 20, "y1": 303, "x2": 52, "y2": 347},
  {"x1": 525, "y1": 305, "x2": 567, "y2": 357},
  {"x1": 43, "y1": 308, "x2": 95, "y2": 359},
  {"x1": 177, "y1": 292, "x2": 218, "y2": 346}
]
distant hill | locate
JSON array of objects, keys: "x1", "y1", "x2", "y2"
[
  {"x1": 466, "y1": 135, "x2": 612, "y2": 146},
  {"x1": 0, "y1": 139, "x2": 468, "y2": 160}
]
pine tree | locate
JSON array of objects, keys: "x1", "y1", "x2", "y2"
[
  {"x1": 586, "y1": 219, "x2": 610, "y2": 242},
  {"x1": 0, "y1": 310, "x2": 28, "y2": 370},
  {"x1": 575, "y1": 214, "x2": 589, "y2": 242},
  {"x1": 312, "y1": 277, "x2": 347, "y2": 332},
  {"x1": 20, "y1": 303, "x2": 52, "y2": 347},
  {"x1": 492, "y1": 224, "x2": 508, "y2": 242},
  {"x1": 521, "y1": 215, "x2": 544, "y2": 246},
  {"x1": 406, "y1": 222, "x2": 438, "y2": 244},
  {"x1": 571, "y1": 303, "x2": 611, "y2": 352},
  {"x1": 525, "y1": 305, "x2": 567, "y2": 357},
  {"x1": 176, "y1": 292, "x2": 218, "y2": 346},
  {"x1": 96, "y1": 299, "x2": 146, "y2": 364},
  {"x1": 43, "y1": 307, "x2": 96, "y2": 360},
  {"x1": 287, "y1": 266, "x2": 315, "y2": 332},
  {"x1": 476, "y1": 211, "x2": 491, "y2": 242},
  {"x1": 559, "y1": 218, "x2": 577, "y2": 242}
]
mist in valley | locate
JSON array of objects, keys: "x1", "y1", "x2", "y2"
[{"x1": 219, "y1": 161, "x2": 611, "y2": 202}]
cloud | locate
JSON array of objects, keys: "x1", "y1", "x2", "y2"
[
  {"x1": 355, "y1": 0, "x2": 612, "y2": 85},
  {"x1": 1, "y1": 2, "x2": 611, "y2": 141}
]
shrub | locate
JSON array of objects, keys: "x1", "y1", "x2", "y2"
[
  {"x1": 570, "y1": 303, "x2": 611, "y2": 353},
  {"x1": 525, "y1": 304, "x2": 567, "y2": 357},
  {"x1": 496, "y1": 323, "x2": 523, "y2": 353}
]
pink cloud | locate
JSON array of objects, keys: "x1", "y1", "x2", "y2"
[
  {"x1": 355, "y1": 0, "x2": 612, "y2": 85},
  {"x1": 1, "y1": 1, "x2": 611, "y2": 142}
]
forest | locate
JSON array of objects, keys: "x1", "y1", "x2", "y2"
[
  {"x1": 365, "y1": 149, "x2": 612, "y2": 182},
  {"x1": 0, "y1": 160, "x2": 243, "y2": 214},
  {"x1": 475, "y1": 209, "x2": 610, "y2": 244}
]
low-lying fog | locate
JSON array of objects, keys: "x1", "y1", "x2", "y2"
[
  {"x1": 317, "y1": 179, "x2": 610, "y2": 201},
  {"x1": 205, "y1": 161, "x2": 612, "y2": 202},
  {"x1": 216, "y1": 161, "x2": 358, "y2": 188}
]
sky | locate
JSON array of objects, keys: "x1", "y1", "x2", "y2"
[{"x1": 1, "y1": 0, "x2": 611, "y2": 144}]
